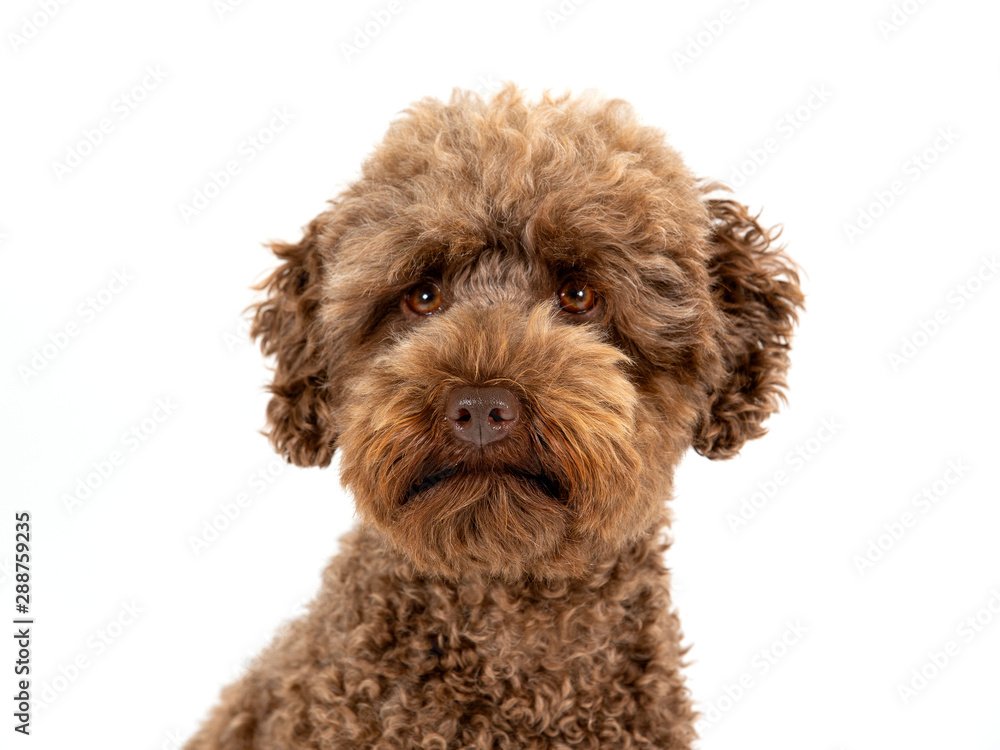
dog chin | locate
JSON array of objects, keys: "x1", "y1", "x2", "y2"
[
  {"x1": 387, "y1": 468, "x2": 576, "y2": 578},
  {"x1": 404, "y1": 467, "x2": 564, "y2": 506}
]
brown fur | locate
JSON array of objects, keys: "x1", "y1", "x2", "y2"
[{"x1": 186, "y1": 86, "x2": 803, "y2": 749}]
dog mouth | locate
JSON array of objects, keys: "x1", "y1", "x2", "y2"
[
  {"x1": 406, "y1": 466, "x2": 462, "y2": 500},
  {"x1": 404, "y1": 466, "x2": 563, "y2": 504}
]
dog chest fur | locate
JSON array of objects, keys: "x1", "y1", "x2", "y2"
[{"x1": 186, "y1": 523, "x2": 697, "y2": 749}]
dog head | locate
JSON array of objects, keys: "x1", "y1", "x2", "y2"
[{"x1": 251, "y1": 87, "x2": 803, "y2": 580}]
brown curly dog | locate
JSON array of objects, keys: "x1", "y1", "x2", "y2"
[{"x1": 185, "y1": 85, "x2": 803, "y2": 750}]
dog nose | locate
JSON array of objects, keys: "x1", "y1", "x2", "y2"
[{"x1": 445, "y1": 386, "x2": 520, "y2": 447}]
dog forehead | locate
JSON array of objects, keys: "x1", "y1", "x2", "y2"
[
  {"x1": 353, "y1": 91, "x2": 705, "y2": 240},
  {"x1": 323, "y1": 88, "x2": 713, "y2": 301}
]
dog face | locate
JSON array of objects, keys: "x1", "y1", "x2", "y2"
[{"x1": 251, "y1": 87, "x2": 802, "y2": 580}]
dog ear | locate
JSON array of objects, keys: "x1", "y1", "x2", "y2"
[
  {"x1": 693, "y1": 193, "x2": 804, "y2": 460},
  {"x1": 250, "y1": 214, "x2": 337, "y2": 467}
]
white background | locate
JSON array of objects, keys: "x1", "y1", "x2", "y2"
[{"x1": 2, "y1": 1, "x2": 999, "y2": 748}]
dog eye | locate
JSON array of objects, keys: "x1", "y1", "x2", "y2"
[
  {"x1": 405, "y1": 281, "x2": 443, "y2": 315},
  {"x1": 557, "y1": 279, "x2": 598, "y2": 314}
]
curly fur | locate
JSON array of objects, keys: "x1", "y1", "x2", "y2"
[{"x1": 187, "y1": 85, "x2": 803, "y2": 749}]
